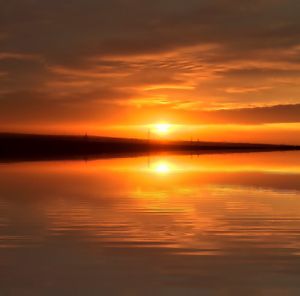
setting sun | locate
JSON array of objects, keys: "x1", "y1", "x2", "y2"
[{"x1": 154, "y1": 123, "x2": 171, "y2": 135}]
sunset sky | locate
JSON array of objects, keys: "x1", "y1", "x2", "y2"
[{"x1": 1, "y1": 0, "x2": 300, "y2": 143}]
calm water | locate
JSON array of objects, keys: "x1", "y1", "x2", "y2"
[{"x1": 1, "y1": 151, "x2": 300, "y2": 295}]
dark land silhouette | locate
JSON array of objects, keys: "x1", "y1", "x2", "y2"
[{"x1": 1, "y1": 133, "x2": 300, "y2": 162}]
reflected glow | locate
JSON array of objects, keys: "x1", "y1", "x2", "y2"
[{"x1": 153, "y1": 161, "x2": 171, "y2": 175}]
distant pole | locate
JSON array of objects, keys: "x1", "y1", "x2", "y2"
[
  {"x1": 84, "y1": 131, "x2": 88, "y2": 161},
  {"x1": 147, "y1": 128, "x2": 152, "y2": 159},
  {"x1": 147, "y1": 128, "x2": 151, "y2": 142}
]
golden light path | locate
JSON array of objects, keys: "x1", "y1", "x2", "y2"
[{"x1": 153, "y1": 161, "x2": 171, "y2": 175}]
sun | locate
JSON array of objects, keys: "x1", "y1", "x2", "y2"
[{"x1": 154, "y1": 123, "x2": 171, "y2": 135}]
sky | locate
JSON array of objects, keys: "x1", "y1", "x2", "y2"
[{"x1": 0, "y1": 0, "x2": 300, "y2": 143}]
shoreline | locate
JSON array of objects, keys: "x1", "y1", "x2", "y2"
[{"x1": 1, "y1": 133, "x2": 299, "y2": 162}]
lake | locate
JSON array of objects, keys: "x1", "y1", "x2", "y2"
[{"x1": 1, "y1": 151, "x2": 300, "y2": 295}]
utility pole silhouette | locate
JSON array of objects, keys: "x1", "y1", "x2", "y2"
[
  {"x1": 147, "y1": 128, "x2": 151, "y2": 142},
  {"x1": 147, "y1": 127, "x2": 152, "y2": 169},
  {"x1": 83, "y1": 132, "x2": 88, "y2": 163}
]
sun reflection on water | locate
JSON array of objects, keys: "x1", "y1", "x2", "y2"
[
  {"x1": 153, "y1": 161, "x2": 171, "y2": 175},
  {"x1": 1, "y1": 152, "x2": 300, "y2": 295}
]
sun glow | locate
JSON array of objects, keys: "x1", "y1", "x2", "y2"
[{"x1": 154, "y1": 123, "x2": 171, "y2": 135}]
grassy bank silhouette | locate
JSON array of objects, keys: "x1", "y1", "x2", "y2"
[{"x1": 1, "y1": 133, "x2": 299, "y2": 162}]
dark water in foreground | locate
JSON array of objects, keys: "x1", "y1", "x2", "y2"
[{"x1": 1, "y1": 151, "x2": 300, "y2": 295}]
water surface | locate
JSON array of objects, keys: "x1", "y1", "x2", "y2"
[{"x1": 1, "y1": 151, "x2": 300, "y2": 295}]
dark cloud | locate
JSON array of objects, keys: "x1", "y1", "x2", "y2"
[
  {"x1": 1, "y1": 0, "x2": 299, "y2": 62},
  {"x1": 190, "y1": 104, "x2": 300, "y2": 125}
]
